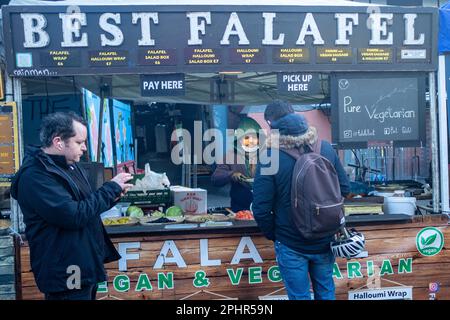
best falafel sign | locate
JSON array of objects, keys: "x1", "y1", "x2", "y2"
[{"x1": 2, "y1": 5, "x2": 437, "y2": 77}]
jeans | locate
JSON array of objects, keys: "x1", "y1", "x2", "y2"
[
  {"x1": 45, "y1": 284, "x2": 98, "y2": 300},
  {"x1": 274, "y1": 241, "x2": 336, "y2": 300}
]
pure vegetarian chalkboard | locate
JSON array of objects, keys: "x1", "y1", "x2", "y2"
[{"x1": 331, "y1": 73, "x2": 426, "y2": 148}]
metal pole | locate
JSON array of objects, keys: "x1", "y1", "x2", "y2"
[
  {"x1": 8, "y1": 76, "x2": 24, "y2": 232},
  {"x1": 438, "y1": 56, "x2": 450, "y2": 216},
  {"x1": 430, "y1": 72, "x2": 440, "y2": 213}
]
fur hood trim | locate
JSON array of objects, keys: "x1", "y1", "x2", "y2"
[{"x1": 266, "y1": 126, "x2": 318, "y2": 149}]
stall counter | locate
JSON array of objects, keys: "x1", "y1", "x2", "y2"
[{"x1": 16, "y1": 214, "x2": 450, "y2": 300}]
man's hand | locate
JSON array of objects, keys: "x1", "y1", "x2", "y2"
[
  {"x1": 111, "y1": 173, "x2": 134, "y2": 193},
  {"x1": 231, "y1": 172, "x2": 244, "y2": 182}
]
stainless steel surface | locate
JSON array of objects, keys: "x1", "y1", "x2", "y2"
[{"x1": 429, "y1": 72, "x2": 440, "y2": 213}]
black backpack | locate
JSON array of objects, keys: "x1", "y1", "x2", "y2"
[{"x1": 281, "y1": 141, "x2": 345, "y2": 240}]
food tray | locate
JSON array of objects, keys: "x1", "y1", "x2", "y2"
[
  {"x1": 139, "y1": 216, "x2": 185, "y2": 225},
  {"x1": 102, "y1": 217, "x2": 139, "y2": 227},
  {"x1": 185, "y1": 213, "x2": 234, "y2": 223},
  {"x1": 120, "y1": 188, "x2": 170, "y2": 205}
]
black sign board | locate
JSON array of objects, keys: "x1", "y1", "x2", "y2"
[
  {"x1": 331, "y1": 73, "x2": 426, "y2": 149},
  {"x1": 316, "y1": 48, "x2": 353, "y2": 64},
  {"x1": 357, "y1": 48, "x2": 393, "y2": 64},
  {"x1": 138, "y1": 49, "x2": 177, "y2": 66},
  {"x1": 229, "y1": 48, "x2": 265, "y2": 64},
  {"x1": 2, "y1": 5, "x2": 438, "y2": 77},
  {"x1": 88, "y1": 50, "x2": 129, "y2": 67},
  {"x1": 277, "y1": 73, "x2": 322, "y2": 95},
  {"x1": 40, "y1": 50, "x2": 81, "y2": 67},
  {"x1": 140, "y1": 73, "x2": 185, "y2": 97},
  {"x1": 273, "y1": 48, "x2": 310, "y2": 64},
  {"x1": 184, "y1": 48, "x2": 222, "y2": 65}
]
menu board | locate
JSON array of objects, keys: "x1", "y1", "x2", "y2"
[
  {"x1": 273, "y1": 48, "x2": 310, "y2": 64},
  {"x1": 89, "y1": 50, "x2": 129, "y2": 67},
  {"x1": 40, "y1": 50, "x2": 81, "y2": 67},
  {"x1": 229, "y1": 48, "x2": 265, "y2": 64},
  {"x1": 184, "y1": 48, "x2": 222, "y2": 65},
  {"x1": 331, "y1": 73, "x2": 426, "y2": 148},
  {"x1": 317, "y1": 48, "x2": 353, "y2": 64},
  {"x1": 358, "y1": 48, "x2": 393, "y2": 64},
  {"x1": 138, "y1": 49, "x2": 177, "y2": 66},
  {"x1": 0, "y1": 102, "x2": 19, "y2": 186}
]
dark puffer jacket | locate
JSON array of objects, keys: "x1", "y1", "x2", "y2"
[{"x1": 11, "y1": 146, "x2": 122, "y2": 294}]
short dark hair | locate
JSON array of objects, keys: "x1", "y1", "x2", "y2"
[
  {"x1": 40, "y1": 112, "x2": 86, "y2": 148},
  {"x1": 264, "y1": 100, "x2": 294, "y2": 123}
]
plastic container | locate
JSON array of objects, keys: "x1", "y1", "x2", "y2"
[
  {"x1": 393, "y1": 190, "x2": 405, "y2": 197},
  {"x1": 383, "y1": 197, "x2": 417, "y2": 216}
]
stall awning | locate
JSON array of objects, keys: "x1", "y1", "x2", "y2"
[
  {"x1": 7, "y1": 0, "x2": 373, "y2": 7},
  {"x1": 439, "y1": 3, "x2": 450, "y2": 54}
]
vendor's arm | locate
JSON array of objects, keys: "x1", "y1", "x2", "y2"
[
  {"x1": 252, "y1": 162, "x2": 276, "y2": 241},
  {"x1": 19, "y1": 170, "x2": 123, "y2": 230},
  {"x1": 211, "y1": 164, "x2": 234, "y2": 187}
]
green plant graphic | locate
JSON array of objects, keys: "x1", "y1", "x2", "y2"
[{"x1": 421, "y1": 234, "x2": 437, "y2": 247}]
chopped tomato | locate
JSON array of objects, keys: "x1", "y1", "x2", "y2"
[{"x1": 235, "y1": 210, "x2": 254, "y2": 220}]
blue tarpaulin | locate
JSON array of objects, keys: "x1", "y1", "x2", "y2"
[{"x1": 439, "y1": 3, "x2": 450, "y2": 54}]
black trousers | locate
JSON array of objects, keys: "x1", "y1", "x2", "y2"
[{"x1": 45, "y1": 284, "x2": 98, "y2": 300}]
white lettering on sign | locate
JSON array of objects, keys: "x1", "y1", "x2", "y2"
[
  {"x1": 132, "y1": 12, "x2": 159, "y2": 46},
  {"x1": 117, "y1": 237, "x2": 265, "y2": 271},
  {"x1": 200, "y1": 239, "x2": 221, "y2": 267},
  {"x1": 335, "y1": 13, "x2": 359, "y2": 45},
  {"x1": 143, "y1": 80, "x2": 183, "y2": 91},
  {"x1": 369, "y1": 13, "x2": 393, "y2": 45},
  {"x1": 262, "y1": 13, "x2": 284, "y2": 45},
  {"x1": 296, "y1": 13, "x2": 324, "y2": 45},
  {"x1": 220, "y1": 12, "x2": 250, "y2": 45},
  {"x1": 403, "y1": 14, "x2": 424, "y2": 45},
  {"x1": 281, "y1": 74, "x2": 315, "y2": 92},
  {"x1": 100, "y1": 13, "x2": 124, "y2": 47},
  {"x1": 16, "y1": 12, "x2": 426, "y2": 49},
  {"x1": 231, "y1": 237, "x2": 263, "y2": 265},
  {"x1": 59, "y1": 13, "x2": 88, "y2": 47},
  {"x1": 154, "y1": 240, "x2": 187, "y2": 269},
  {"x1": 187, "y1": 12, "x2": 211, "y2": 46},
  {"x1": 118, "y1": 242, "x2": 140, "y2": 271},
  {"x1": 21, "y1": 13, "x2": 50, "y2": 48},
  {"x1": 343, "y1": 96, "x2": 362, "y2": 113}
]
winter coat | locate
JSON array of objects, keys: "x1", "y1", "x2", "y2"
[
  {"x1": 10, "y1": 146, "x2": 122, "y2": 294},
  {"x1": 211, "y1": 152, "x2": 256, "y2": 212},
  {"x1": 252, "y1": 129, "x2": 350, "y2": 254}
]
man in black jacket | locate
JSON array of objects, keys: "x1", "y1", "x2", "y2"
[{"x1": 11, "y1": 112, "x2": 133, "y2": 300}]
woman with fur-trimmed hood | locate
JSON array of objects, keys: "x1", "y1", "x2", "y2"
[{"x1": 252, "y1": 100, "x2": 350, "y2": 300}]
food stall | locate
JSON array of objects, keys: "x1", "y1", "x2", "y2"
[{"x1": 2, "y1": 0, "x2": 449, "y2": 300}]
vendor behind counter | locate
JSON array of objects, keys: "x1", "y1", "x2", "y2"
[{"x1": 211, "y1": 117, "x2": 261, "y2": 212}]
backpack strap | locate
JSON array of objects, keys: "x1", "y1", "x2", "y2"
[
  {"x1": 280, "y1": 140, "x2": 322, "y2": 160},
  {"x1": 312, "y1": 140, "x2": 322, "y2": 154}
]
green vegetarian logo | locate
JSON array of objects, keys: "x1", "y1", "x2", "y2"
[{"x1": 416, "y1": 227, "x2": 444, "y2": 257}]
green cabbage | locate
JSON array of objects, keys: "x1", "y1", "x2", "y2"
[
  {"x1": 166, "y1": 206, "x2": 183, "y2": 217},
  {"x1": 126, "y1": 206, "x2": 144, "y2": 218}
]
